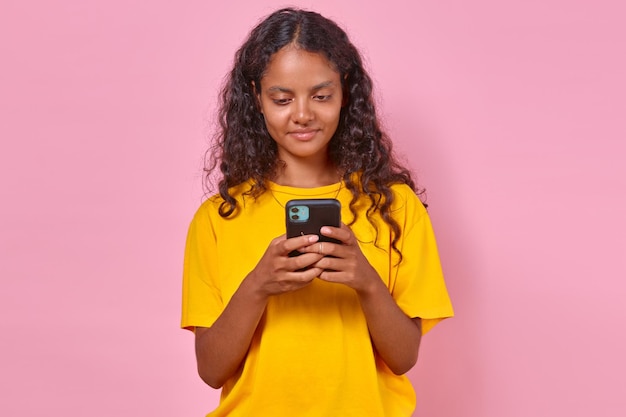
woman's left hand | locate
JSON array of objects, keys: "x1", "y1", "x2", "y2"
[
  {"x1": 300, "y1": 223, "x2": 379, "y2": 294},
  {"x1": 301, "y1": 223, "x2": 423, "y2": 375}
]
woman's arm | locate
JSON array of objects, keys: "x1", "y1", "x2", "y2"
[
  {"x1": 195, "y1": 234, "x2": 324, "y2": 388},
  {"x1": 194, "y1": 278, "x2": 267, "y2": 389},
  {"x1": 353, "y1": 278, "x2": 422, "y2": 374},
  {"x1": 302, "y1": 224, "x2": 422, "y2": 375}
]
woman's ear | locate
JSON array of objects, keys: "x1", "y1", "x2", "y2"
[{"x1": 251, "y1": 80, "x2": 263, "y2": 113}]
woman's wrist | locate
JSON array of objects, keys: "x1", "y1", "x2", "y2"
[
  {"x1": 241, "y1": 270, "x2": 271, "y2": 304},
  {"x1": 354, "y1": 269, "x2": 387, "y2": 299}
]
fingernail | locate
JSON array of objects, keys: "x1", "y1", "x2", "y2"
[{"x1": 308, "y1": 235, "x2": 319, "y2": 242}]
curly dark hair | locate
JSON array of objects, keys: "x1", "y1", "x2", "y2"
[{"x1": 205, "y1": 7, "x2": 425, "y2": 257}]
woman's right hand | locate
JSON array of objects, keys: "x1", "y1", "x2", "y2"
[
  {"x1": 245, "y1": 234, "x2": 325, "y2": 298},
  {"x1": 196, "y1": 233, "x2": 325, "y2": 389}
]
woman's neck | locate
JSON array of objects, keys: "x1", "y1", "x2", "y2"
[{"x1": 272, "y1": 158, "x2": 341, "y2": 188}]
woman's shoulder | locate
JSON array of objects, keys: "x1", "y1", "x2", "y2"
[
  {"x1": 195, "y1": 181, "x2": 255, "y2": 218},
  {"x1": 388, "y1": 183, "x2": 427, "y2": 215}
]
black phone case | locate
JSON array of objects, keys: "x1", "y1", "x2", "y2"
[{"x1": 286, "y1": 199, "x2": 341, "y2": 256}]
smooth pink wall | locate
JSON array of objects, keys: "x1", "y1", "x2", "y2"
[{"x1": 1, "y1": 1, "x2": 624, "y2": 416}]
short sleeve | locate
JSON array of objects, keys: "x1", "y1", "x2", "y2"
[
  {"x1": 391, "y1": 190, "x2": 454, "y2": 335},
  {"x1": 180, "y1": 203, "x2": 224, "y2": 331}
]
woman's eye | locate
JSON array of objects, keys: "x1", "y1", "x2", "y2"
[
  {"x1": 314, "y1": 95, "x2": 331, "y2": 101},
  {"x1": 273, "y1": 98, "x2": 292, "y2": 105}
]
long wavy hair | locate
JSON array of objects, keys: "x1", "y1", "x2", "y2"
[{"x1": 205, "y1": 7, "x2": 425, "y2": 258}]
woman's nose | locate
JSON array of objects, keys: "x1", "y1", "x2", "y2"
[{"x1": 292, "y1": 99, "x2": 313, "y2": 124}]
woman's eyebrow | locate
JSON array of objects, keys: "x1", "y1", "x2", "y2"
[
  {"x1": 267, "y1": 86, "x2": 292, "y2": 93},
  {"x1": 311, "y1": 81, "x2": 335, "y2": 91},
  {"x1": 266, "y1": 81, "x2": 336, "y2": 93}
]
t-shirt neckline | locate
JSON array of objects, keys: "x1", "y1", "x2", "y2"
[{"x1": 267, "y1": 180, "x2": 343, "y2": 197}]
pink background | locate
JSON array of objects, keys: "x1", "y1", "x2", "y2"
[{"x1": 1, "y1": 1, "x2": 625, "y2": 416}]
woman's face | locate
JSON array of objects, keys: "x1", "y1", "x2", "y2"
[{"x1": 256, "y1": 45, "x2": 343, "y2": 164}]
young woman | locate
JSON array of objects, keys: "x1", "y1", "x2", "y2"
[{"x1": 181, "y1": 7, "x2": 453, "y2": 416}]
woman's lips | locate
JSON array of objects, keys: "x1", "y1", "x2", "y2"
[{"x1": 289, "y1": 129, "x2": 318, "y2": 141}]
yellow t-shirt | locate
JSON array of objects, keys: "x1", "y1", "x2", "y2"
[{"x1": 181, "y1": 180, "x2": 453, "y2": 417}]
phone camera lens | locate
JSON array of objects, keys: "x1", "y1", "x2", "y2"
[
  {"x1": 291, "y1": 207, "x2": 299, "y2": 213},
  {"x1": 291, "y1": 214, "x2": 299, "y2": 220}
]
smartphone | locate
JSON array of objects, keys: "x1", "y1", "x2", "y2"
[{"x1": 286, "y1": 198, "x2": 341, "y2": 256}]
